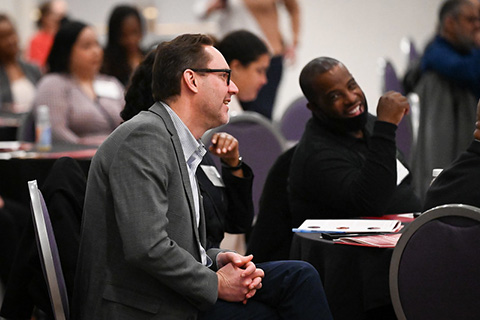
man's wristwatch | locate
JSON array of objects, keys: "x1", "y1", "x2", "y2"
[{"x1": 221, "y1": 156, "x2": 243, "y2": 171}]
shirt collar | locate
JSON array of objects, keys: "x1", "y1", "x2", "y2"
[{"x1": 161, "y1": 101, "x2": 207, "y2": 165}]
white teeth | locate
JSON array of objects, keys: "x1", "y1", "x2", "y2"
[{"x1": 349, "y1": 106, "x2": 360, "y2": 114}]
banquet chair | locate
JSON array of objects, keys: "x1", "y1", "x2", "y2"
[
  {"x1": 400, "y1": 37, "x2": 420, "y2": 67},
  {"x1": 202, "y1": 111, "x2": 287, "y2": 217},
  {"x1": 390, "y1": 204, "x2": 480, "y2": 320},
  {"x1": 1, "y1": 157, "x2": 85, "y2": 319},
  {"x1": 27, "y1": 180, "x2": 69, "y2": 320},
  {"x1": 247, "y1": 145, "x2": 296, "y2": 262},
  {"x1": 407, "y1": 92, "x2": 420, "y2": 156},
  {"x1": 379, "y1": 58, "x2": 404, "y2": 94},
  {"x1": 379, "y1": 57, "x2": 414, "y2": 163},
  {"x1": 276, "y1": 96, "x2": 310, "y2": 145}
]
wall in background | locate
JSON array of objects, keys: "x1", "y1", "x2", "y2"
[{"x1": 1, "y1": 0, "x2": 443, "y2": 120}]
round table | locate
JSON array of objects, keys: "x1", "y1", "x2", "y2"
[{"x1": 290, "y1": 232, "x2": 397, "y2": 320}]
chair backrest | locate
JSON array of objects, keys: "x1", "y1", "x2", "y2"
[
  {"x1": 401, "y1": 37, "x2": 420, "y2": 67},
  {"x1": 202, "y1": 111, "x2": 286, "y2": 216},
  {"x1": 28, "y1": 180, "x2": 69, "y2": 320},
  {"x1": 379, "y1": 58, "x2": 404, "y2": 94},
  {"x1": 390, "y1": 204, "x2": 480, "y2": 320},
  {"x1": 276, "y1": 96, "x2": 311, "y2": 143},
  {"x1": 395, "y1": 93, "x2": 419, "y2": 164},
  {"x1": 247, "y1": 145, "x2": 296, "y2": 262},
  {"x1": 379, "y1": 58, "x2": 415, "y2": 162}
]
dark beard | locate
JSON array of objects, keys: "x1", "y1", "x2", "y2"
[{"x1": 315, "y1": 101, "x2": 369, "y2": 134}]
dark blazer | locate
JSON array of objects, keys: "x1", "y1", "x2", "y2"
[
  {"x1": 424, "y1": 140, "x2": 480, "y2": 210},
  {"x1": 72, "y1": 102, "x2": 222, "y2": 320},
  {"x1": 197, "y1": 154, "x2": 254, "y2": 249}
]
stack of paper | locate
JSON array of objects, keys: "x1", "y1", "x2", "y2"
[
  {"x1": 334, "y1": 233, "x2": 402, "y2": 248},
  {"x1": 293, "y1": 219, "x2": 402, "y2": 233}
]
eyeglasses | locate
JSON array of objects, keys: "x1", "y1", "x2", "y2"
[{"x1": 190, "y1": 68, "x2": 231, "y2": 85}]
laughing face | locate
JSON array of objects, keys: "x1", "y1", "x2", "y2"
[
  {"x1": 311, "y1": 63, "x2": 367, "y2": 121},
  {"x1": 195, "y1": 46, "x2": 239, "y2": 131}
]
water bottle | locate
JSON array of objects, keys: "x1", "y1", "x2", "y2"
[{"x1": 36, "y1": 105, "x2": 52, "y2": 152}]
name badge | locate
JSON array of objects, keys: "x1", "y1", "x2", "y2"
[
  {"x1": 93, "y1": 80, "x2": 121, "y2": 99},
  {"x1": 396, "y1": 159, "x2": 409, "y2": 186},
  {"x1": 200, "y1": 165, "x2": 225, "y2": 187}
]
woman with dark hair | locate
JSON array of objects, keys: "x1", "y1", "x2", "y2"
[
  {"x1": 0, "y1": 14, "x2": 42, "y2": 114},
  {"x1": 32, "y1": 20, "x2": 124, "y2": 145},
  {"x1": 101, "y1": 5, "x2": 144, "y2": 86},
  {"x1": 121, "y1": 50, "x2": 155, "y2": 121},
  {"x1": 123, "y1": 49, "x2": 254, "y2": 250},
  {"x1": 215, "y1": 30, "x2": 271, "y2": 116}
]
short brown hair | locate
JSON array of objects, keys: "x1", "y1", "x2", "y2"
[{"x1": 152, "y1": 33, "x2": 214, "y2": 102}]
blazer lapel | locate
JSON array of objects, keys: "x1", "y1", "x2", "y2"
[{"x1": 149, "y1": 102, "x2": 204, "y2": 251}]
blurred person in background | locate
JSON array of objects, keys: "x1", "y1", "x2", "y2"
[
  {"x1": 215, "y1": 30, "x2": 271, "y2": 116},
  {"x1": 33, "y1": 20, "x2": 124, "y2": 146},
  {"x1": 101, "y1": 5, "x2": 145, "y2": 86},
  {"x1": 0, "y1": 14, "x2": 42, "y2": 114},
  {"x1": 467, "y1": 0, "x2": 480, "y2": 46},
  {"x1": 195, "y1": 0, "x2": 300, "y2": 119},
  {"x1": 405, "y1": 0, "x2": 480, "y2": 199},
  {"x1": 26, "y1": 0, "x2": 68, "y2": 70},
  {"x1": 420, "y1": 0, "x2": 480, "y2": 98}
]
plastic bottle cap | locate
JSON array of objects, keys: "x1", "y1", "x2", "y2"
[{"x1": 37, "y1": 105, "x2": 50, "y2": 122}]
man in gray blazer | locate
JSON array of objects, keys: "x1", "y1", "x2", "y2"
[{"x1": 72, "y1": 33, "x2": 332, "y2": 319}]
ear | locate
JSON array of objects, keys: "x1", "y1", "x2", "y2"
[
  {"x1": 306, "y1": 101, "x2": 315, "y2": 111},
  {"x1": 229, "y1": 59, "x2": 242, "y2": 71},
  {"x1": 306, "y1": 101, "x2": 322, "y2": 119},
  {"x1": 183, "y1": 69, "x2": 199, "y2": 93},
  {"x1": 443, "y1": 15, "x2": 456, "y2": 34}
]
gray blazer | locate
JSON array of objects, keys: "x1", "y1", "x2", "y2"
[
  {"x1": 72, "y1": 102, "x2": 222, "y2": 320},
  {"x1": 410, "y1": 71, "x2": 477, "y2": 200}
]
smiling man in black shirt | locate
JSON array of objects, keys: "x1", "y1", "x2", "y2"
[{"x1": 289, "y1": 57, "x2": 421, "y2": 227}]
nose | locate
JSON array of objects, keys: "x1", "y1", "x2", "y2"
[
  {"x1": 474, "y1": 19, "x2": 480, "y2": 29},
  {"x1": 95, "y1": 45, "x2": 104, "y2": 58},
  {"x1": 261, "y1": 73, "x2": 268, "y2": 86},
  {"x1": 228, "y1": 80, "x2": 239, "y2": 95},
  {"x1": 345, "y1": 89, "x2": 357, "y2": 105},
  {"x1": 7, "y1": 34, "x2": 17, "y2": 47}
]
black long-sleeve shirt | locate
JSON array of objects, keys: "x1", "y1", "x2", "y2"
[
  {"x1": 423, "y1": 140, "x2": 480, "y2": 211},
  {"x1": 197, "y1": 153, "x2": 254, "y2": 249},
  {"x1": 289, "y1": 115, "x2": 421, "y2": 227}
]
